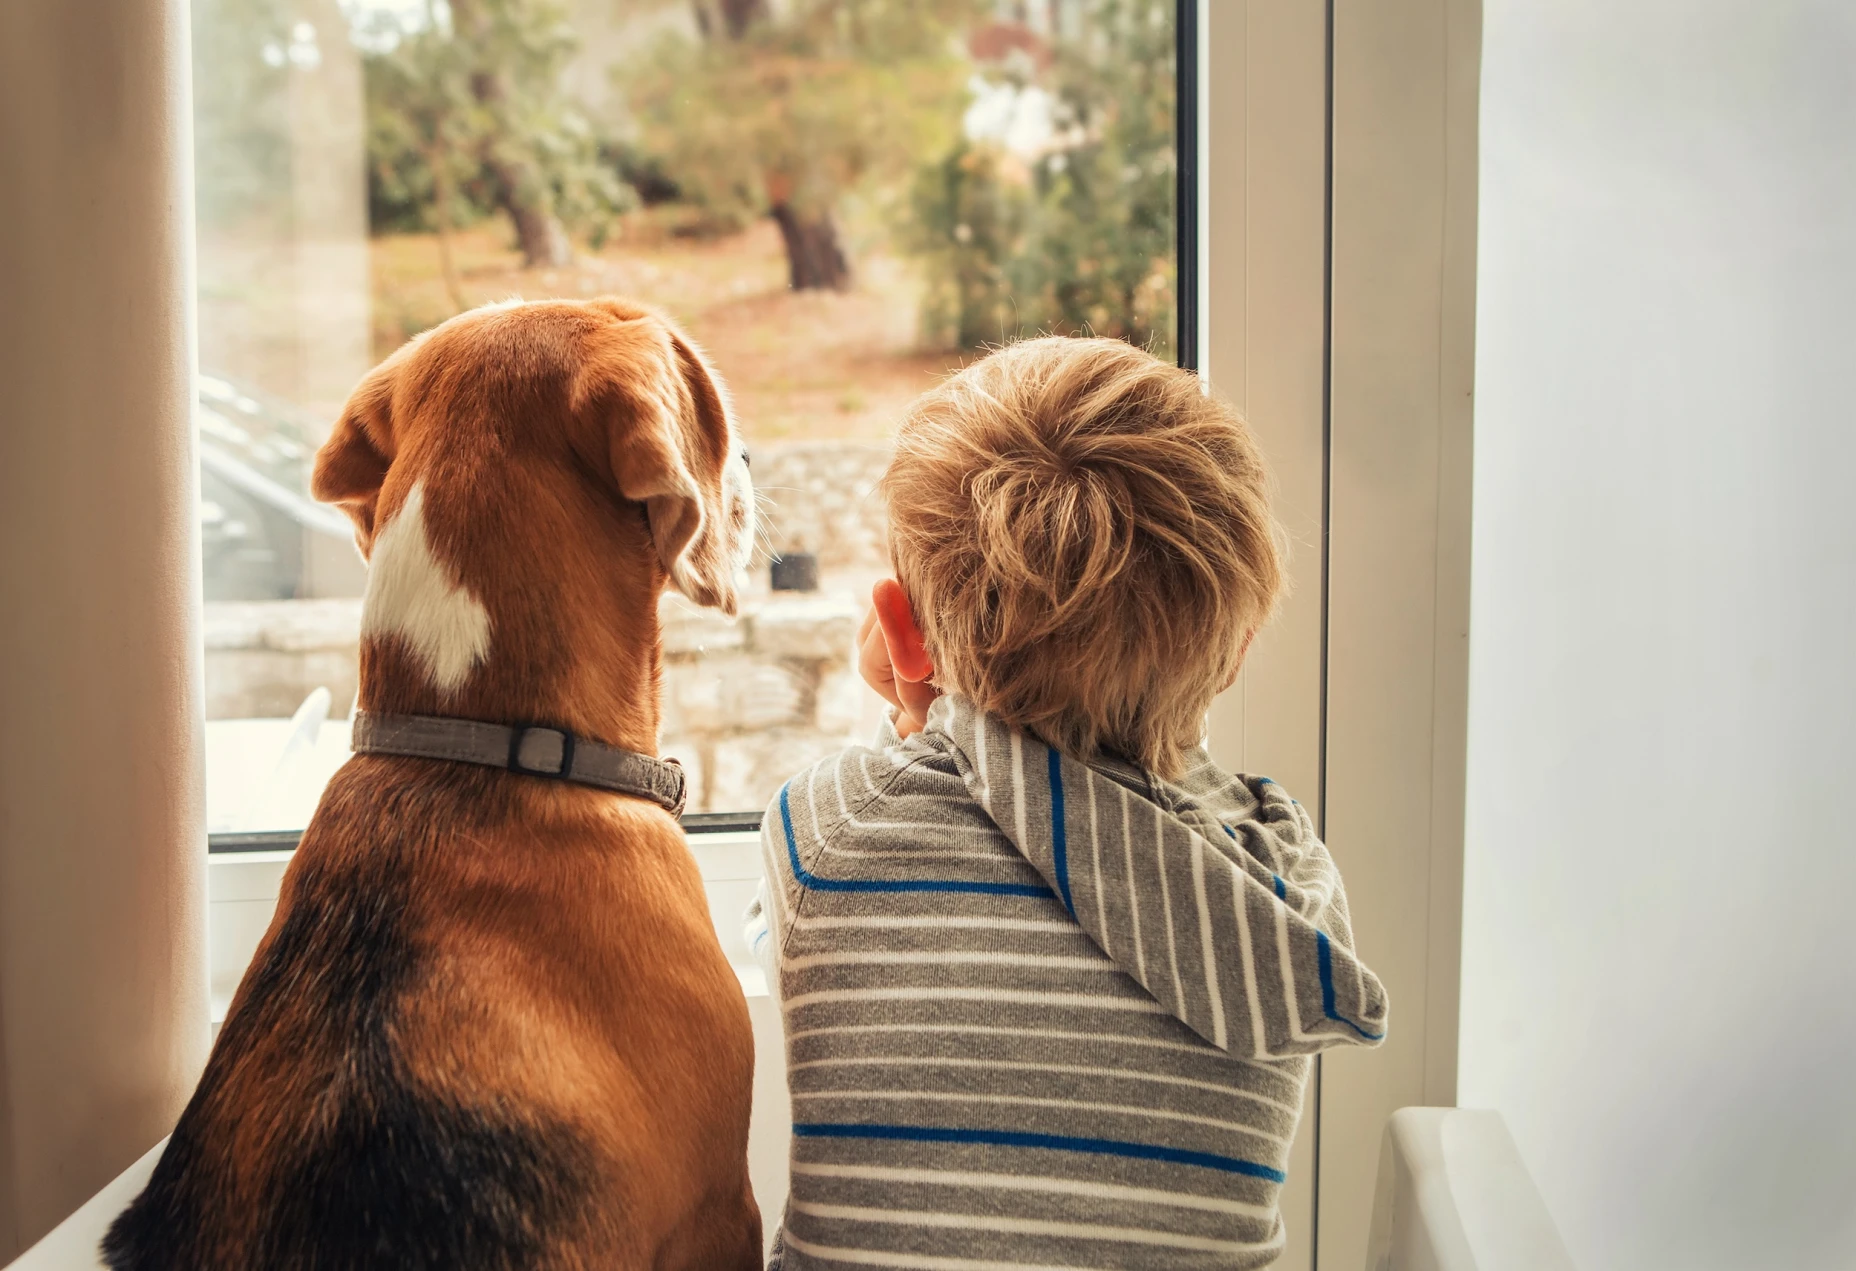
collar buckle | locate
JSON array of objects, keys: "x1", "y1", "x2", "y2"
[{"x1": 507, "y1": 725, "x2": 576, "y2": 779}]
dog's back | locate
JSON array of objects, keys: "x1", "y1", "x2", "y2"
[
  {"x1": 105, "y1": 767, "x2": 604, "y2": 1270},
  {"x1": 107, "y1": 756, "x2": 758, "y2": 1269},
  {"x1": 105, "y1": 298, "x2": 761, "y2": 1269}
]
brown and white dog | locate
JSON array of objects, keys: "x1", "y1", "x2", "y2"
[{"x1": 104, "y1": 298, "x2": 762, "y2": 1269}]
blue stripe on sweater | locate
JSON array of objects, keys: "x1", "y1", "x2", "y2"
[
  {"x1": 780, "y1": 783, "x2": 1057, "y2": 899},
  {"x1": 1317, "y1": 930, "x2": 1385, "y2": 1041},
  {"x1": 793, "y1": 1122, "x2": 1287, "y2": 1184},
  {"x1": 1048, "y1": 748, "x2": 1074, "y2": 915}
]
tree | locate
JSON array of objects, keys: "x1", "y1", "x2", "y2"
[
  {"x1": 625, "y1": 0, "x2": 982, "y2": 290},
  {"x1": 359, "y1": 0, "x2": 629, "y2": 273},
  {"x1": 362, "y1": 3, "x2": 481, "y2": 306},
  {"x1": 906, "y1": 0, "x2": 1179, "y2": 356},
  {"x1": 449, "y1": 0, "x2": 576, "y2": 267}
]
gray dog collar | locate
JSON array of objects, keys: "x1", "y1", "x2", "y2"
[{"x1": 351, "y1": 711, "x2": 686, "y2": 816}]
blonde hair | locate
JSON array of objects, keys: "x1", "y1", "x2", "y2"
[{"x1": 883, "y1": 337, "x2": 1283, "y2": 779}]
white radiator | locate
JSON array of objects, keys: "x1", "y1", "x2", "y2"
[{"x1": 1366, "y1": 1107, "x2": 1577, "y2": 1271}]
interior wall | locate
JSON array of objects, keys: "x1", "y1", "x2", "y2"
[
  {"x1": 0, "y1": 0, "x2": 210, "y2": 1256},
  {"x1": 1462, "y1": 4, "x2": 1856, "y2": 1270}
]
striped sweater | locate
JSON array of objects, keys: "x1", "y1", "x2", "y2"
[{"x1": 749, "y1": 694, "x2": 1387, "y2": 1269}]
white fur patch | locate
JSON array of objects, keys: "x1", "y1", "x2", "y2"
[{"x1": 360, "y1": 482, "x2": 491, "y2": 694}]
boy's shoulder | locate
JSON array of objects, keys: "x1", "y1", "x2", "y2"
[
  {"x1": 761, "y1": 725, "x2": 1001, "y2": 869},
  {"x1": 774, "y1": 728, "x2": 983, "y2": 824}
]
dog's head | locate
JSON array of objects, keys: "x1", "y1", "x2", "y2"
[{"x1": 311, "y1": 298, "x2": 753, "y2": 711}]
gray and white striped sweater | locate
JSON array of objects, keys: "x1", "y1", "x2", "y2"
[{"x1": 749, "y1": 694, "x2": 1387, "y2": 1269}]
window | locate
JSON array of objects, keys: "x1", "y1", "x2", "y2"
[{"x1": 196, "y1": 0, "x2": 1186, "y2": 840}]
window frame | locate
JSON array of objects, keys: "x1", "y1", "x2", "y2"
[{"x1": 203, "y1": 3, "x2": 1203, "y2": 857}]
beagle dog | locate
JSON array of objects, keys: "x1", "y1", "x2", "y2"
[{"x1": 104, "y1": 299, "x2": 762, "y2": 1269}]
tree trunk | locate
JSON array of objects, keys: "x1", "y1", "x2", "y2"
[
  {"x1": 428, "y1": 146, "x2": 468, "y2": 313},
  {"x1": 486, "y1": 155, "x2": 573, "y2": 269},
  {"x1": 719, "y1": 0, "x2": 768, "y2": 38},
  {"x1": 770, "y1": 203, "x2": 850, "y2": 291},
  {"x1": 451, "y1": 0, "x2": 573, "y2": 270},
  {"x1": 696, "y1": 0, "x2": 767, "y2": 39},
  {"x1": 710, "y1": 0, "x2": 849, "y2": 293},
  {"x1": 706, "y1": 0, "x2": 846, "y2": 291}
]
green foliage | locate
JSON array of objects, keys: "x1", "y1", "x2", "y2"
[
  {"x1": 357, "y1": 0, "x2": 632, "y2": 244},
  {"x1": 196, "y1": 0, "x2": 1179, "y2": 349},
  {"x1": 909, "y1": 142, "x2": 1030, "y2": 349},
  {"x1": 359, "y1": 3, "x2": 481, "y2": 233},
  {"x1": 622, "y1": 0, "x2": 982, "y2": 237},
  {"x1": 907, "y1": 0, "x2": 1178, "y2": 357}
]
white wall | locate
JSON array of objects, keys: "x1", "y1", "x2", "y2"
[{"x1": 1462, "y1": 4, "x2": 1856, "y2": 1271}]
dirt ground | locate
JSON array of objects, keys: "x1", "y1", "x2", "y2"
[{"x1": 370, "y1": 216, "x2": 976, "y2": 444}]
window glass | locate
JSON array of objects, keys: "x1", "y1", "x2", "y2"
[{"x1": 195, "y1": 0, "x2": 1179, "y2": 833}]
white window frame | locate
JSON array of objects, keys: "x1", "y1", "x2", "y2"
[{"x1": 1199, "y1": 2, "x2": 1480, "y2": 1267}]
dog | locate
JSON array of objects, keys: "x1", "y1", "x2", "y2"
[{"x1": 104, "y1": 298, "x2": 762, "y2": 1269}]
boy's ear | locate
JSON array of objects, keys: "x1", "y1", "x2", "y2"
[
  {"x1": 872, "y1": 578, "x2": 933, "y2": 682},
  {"x1": 1220, "y1": 628, "x2": 1258, "y2": 692},
  {"x1": 312, "y1": 358, "x2": 400, "y2": 558}
]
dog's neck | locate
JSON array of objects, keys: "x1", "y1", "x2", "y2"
[{"x1": 354, "y1": 480, "x2": 668, "y2": 758}]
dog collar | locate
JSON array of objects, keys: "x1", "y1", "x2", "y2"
[{"x1": 350, "y1": 711, "x2": 687, "y2": 816}]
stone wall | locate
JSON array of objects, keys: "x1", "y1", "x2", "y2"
[
  {"x1": 205, "y1": 598, "x2": 365, "y2": 720},
  {"x1": 203, "y1": 588, "x2": 871, "y2": 816},
  {"x1": 752, "y1": 441, "x2": 892, "y2": 570},
  {"x1": 654, "y1": 592, "x2": 868, "y2": 813}
]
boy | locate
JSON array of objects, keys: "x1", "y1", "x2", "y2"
[{"x1": 750, "y1": 337, "x2": 1387, "y2": 1268}]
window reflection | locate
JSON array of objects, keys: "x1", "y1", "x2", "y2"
[{"x1": 194, "y1": 0, "x2": 1179, "y2": 829}]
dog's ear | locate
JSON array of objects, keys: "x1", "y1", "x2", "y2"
[
  {"x1": 312, "y1": 358, "x2": 399, "y2": 558},
  {"x1": 576, "y1": 309, "x2": 745, "y2": 615}
]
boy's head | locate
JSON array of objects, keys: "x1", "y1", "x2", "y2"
[{"x1": 881, "y1": 336, "x2": 1282, "y2": 779}]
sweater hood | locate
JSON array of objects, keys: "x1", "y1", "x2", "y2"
[{"x1": 915, "y1": 695, "x2": 1388, "y2": 1059}]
